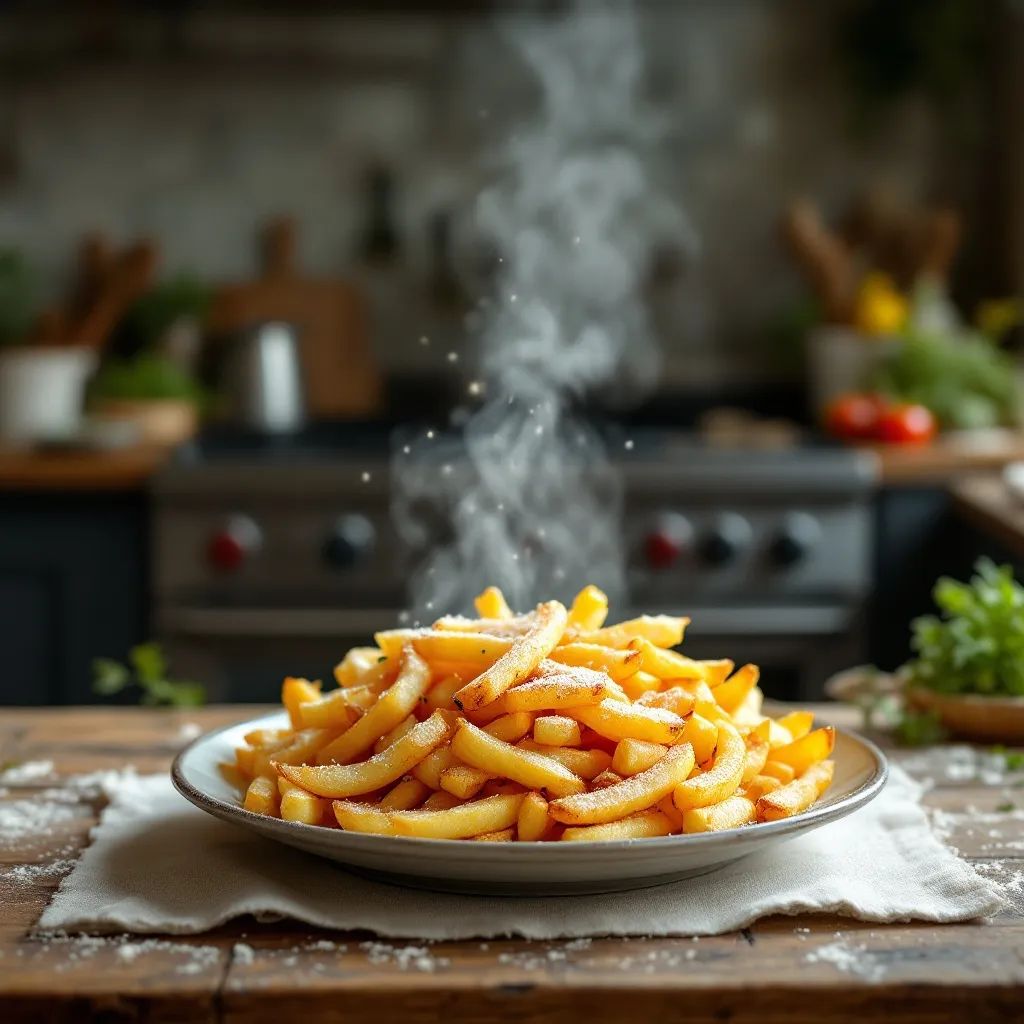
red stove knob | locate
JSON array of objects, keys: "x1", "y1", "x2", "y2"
[
  {"x1": 206, "y1": 516, "x2": 261, "y2": 572},
  {"x1": 643, "y1": 514, "x2": 693, "y2": 570}
]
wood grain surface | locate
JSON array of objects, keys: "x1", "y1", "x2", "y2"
[
  {"x1": 0, "y1": 445, "x2": 168, "y2": 492},
  {"x1": 2, "y1": 705, "x2": 1023, "y2": 1023}
]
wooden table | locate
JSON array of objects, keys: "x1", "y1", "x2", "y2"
[
  {"x1": 874, "y1": 430, "x2": 1024, "y2": 485},
  {"x1": 952, "y1": 474, "x2": 1024, "y2": 559},
  {"x1": 2, "y1": 706, "x2": 1023, "y2": 1022},
  {"x1": 0, "y1": 444, "x2": 168, "y2": 491}
]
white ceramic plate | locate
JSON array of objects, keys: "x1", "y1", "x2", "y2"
[{"x1": 172, "y1": 711, "x2": 888, "y2": 896}]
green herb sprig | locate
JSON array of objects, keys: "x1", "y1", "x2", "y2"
[{"x1": 93, "y1": 643, "x2": 205, "y2": 708}]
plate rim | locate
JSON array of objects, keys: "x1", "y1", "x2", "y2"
[{"x1": 171, "y1": 710, "x2": 889, "y2": 854}]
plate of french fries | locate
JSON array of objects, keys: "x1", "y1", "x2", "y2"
[{"x1": 172, "y1": 585, "x2": 887, "y2": 894}]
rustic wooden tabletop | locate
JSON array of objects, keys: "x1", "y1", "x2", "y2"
[{"x1": 2, "y1": 705, "x2": 1023, "y2": 1023}]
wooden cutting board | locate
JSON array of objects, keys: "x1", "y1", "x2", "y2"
[{"x1": 207, "y1": 218, "x2": 382, "y2": 419}]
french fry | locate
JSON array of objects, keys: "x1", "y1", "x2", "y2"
[
  {"x1": 769, "y1": 726, "x2": 836, "y2": 775},
  {"x1": 452, "y1": 719, "x2": 585, "y2": 797},
  {"x1": 282, "y1": 677, "x2": 322, "y2": 729},
  {"x1": 496, "y1": 668, "x2": 616, "y2": 714},
  {"x1": 333, "y1": 792, "x2": 525, "y2": 839},
  {"x1": 549, "y1": 642, "x2": 641, "y2": 681},
  {"x1": 422, "y1": 790, "x2": 463, "y2": 811},
  {"x1": 566, "y1": 584, "x2": 609, "y2": 631},
  {"x1": 744, "y1": 774, "x2": 782, "y2": 801},
  {"x1": 628, "y1": 637, "x2": 706, "y2": 680},
  {"x1": 534, "y1": 715, "x2": 582, "y2": 747},
  {"x1": 373, "y1": 714, "x2": 418, "y2": 754},
  {"x1": 279, "y1": 781, "x2": 329, "y2": 825},
  {"x1": 551, "y1": 743, "x2": 695, "y2": 826},
  {"x1": 297, "y1": 689, "x2": 365, "y2": 730},
  {"x1": 333, "y1": 647, "x2": 396, "y2": 689},
  {"x1": 243, "y1": 776, "x2": 279, "y2": 816},
  {"x1": 742, "y1": 733, "x2": 771, "y2": 784},
  {"x1": 776, "y1": 710, "x2": 815, "y2": 742},
  {"x1": 279, "y1": 710, "x2": 452, "y2": 798},
  {"x1": 757, "y1": 760, "x2": 834, "y2": 822},
  {"x1": 698, "y1": 659, "x2": 734, "y2": 687},
  {"x1": 636, "y1": 686, "x2": 695, "y2": 718},
  {"x1": 571, "y1": 699, "x2": 686, "y2": 745},
  {"x1": 235, "y1": 745, "x2": 257, "y2": 778},
  {"x1": 571, "y1": 615, "x2": 688, "y2": 650},
  {"x1": 315, "y1": 648, "x2": 432, "y2": 765},
  {"x1": 474, "y1": 827, "x2": 515, "y2": 841},
  {"x1": 439, "y1": 762, "x2": 491, "y2": 800},
  {"x1": 711, "y1": 664, "x2": 760, "y2": 713},
  {"x1": 453, "y1": 600, "x2": 568, "y2": 711},
  {"x1": 516, "y1": 740, "x2": 612, "y2": 780},
  {"x1": 731, "y1": 686, "x2": 764, "y2": 726},
  {"x1": 243, "y1": 727, "x2": 292, "y2": 748},
  {"x1": 423, "y1": 675, "x2": 465, "y2": 712},
  {"x1": 612, "y1": 738, "x2": 667, "y2": 776},
  {"x1": 218, "y1": 760, "x2": 248, "y2": 790},
  {"x1": 681, "y1": 713, "x2": 718, "y2": 764},
  {"x1": 516, "y1": 792, "x2": 551, "y2": 841},
  {"x1": 375, "y1": 630, "x2": 512, "y2": 666},
  {"x1": 619, "y1": 670, "x2": 662, "y2": 700},
  {"x1": 381, "y1": 777, "x2": 430, "y2": 811},
  {"x1": 561, "y1": 809, "x2": 676, "y2": 841},
  {"x1": 484, "y1": 712, "x2": 535, "y2": 743},
  {"x1": 475, "y1": 585, "x2": 514, "y2": 619},
  {"x1": 255, "y1": 728, "x2": 338, "y2": 777},
  {"x1": 683, "y1": 794, "x2": 755, "y2": 833},
  {"x1": 673, "y1": 723, "x2": 746, "y2": 811},
  {"x1": 761, "y1": 760, "x2": 796, "y2": 783},
  {"x1": 589, "y1": 769, "x2": 624, "y2": 789},
  {"x1": 412, "y1": 746, "x2": 456, "y2": 789}
]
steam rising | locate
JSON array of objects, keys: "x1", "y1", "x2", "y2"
[{"x1": 392, "y1": 2, "x2": 690, "y2": 618}]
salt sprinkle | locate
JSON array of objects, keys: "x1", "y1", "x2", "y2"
[
  {"x1": 233, "y1": 943, "x2": 256, "y2": 965},
  {"x1": 1, "y1": 760, "x2": 55, "y2": 784},
  {"x1": 359, "y1": 941, "x2": 450, "y2": 972},
  {"x1": 805, "y1": 940, "x2": 886, "y2": 983},
  {"x1": 0, "y1": 858, "x2": 76, "y2": 884}
]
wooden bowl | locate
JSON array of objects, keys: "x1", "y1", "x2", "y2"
[
  {"x1": 905, "y1": 688, "x2": 1024, "y2": 743},
  {"x1": 91, "y1": 399, "x2": 198, "y2": 447}
]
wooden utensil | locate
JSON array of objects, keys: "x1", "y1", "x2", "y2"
[{"x1": 208, "y1": 217, "x2": 382, "y2": 419}]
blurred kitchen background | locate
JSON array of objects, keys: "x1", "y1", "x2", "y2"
[{"x1": 3, "y1": 0, "x2": 1024, "y2": 707}]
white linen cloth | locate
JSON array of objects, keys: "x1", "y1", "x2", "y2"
[{"x1": 39, "y1": 767, "x2": 1002, "y2": 938}]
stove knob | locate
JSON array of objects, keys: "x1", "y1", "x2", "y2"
[
  {"x1": 698, "y1": 513, "x2": 752, "y2": 567},
  {"x1": 770, "y1": 512, "x2": 820, "y2": 568},
  {"x1": 206, "y1": 515, "x2": 261, "y2": 572},
  {"x1": 643, "y1": 514, "x2": 693, "y2": 570},
  {"x1": 323, "y1": 514, "x2": 376, "y2": 570}
]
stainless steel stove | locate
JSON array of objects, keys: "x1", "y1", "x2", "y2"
[{"x1": 152, "y1": 426, "x2": 877, "y2": 702}]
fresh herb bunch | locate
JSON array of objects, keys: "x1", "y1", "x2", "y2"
[
  {"x1": 88, "y1": 353, "x2": 204, "y2": 404},
  {"x1": 904, "y1": 559, "x2": 1024, "y2": 697},
  {"x1": 93, "y1": 643, "x2": 205, "y2": 707},
  {"x1": 873, "y1": 329, "x2": 1020, "y2": 431}
]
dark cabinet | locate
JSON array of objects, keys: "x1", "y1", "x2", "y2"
[{"x1": 0, "y1": 492, "x2": 147, "y2": 704}]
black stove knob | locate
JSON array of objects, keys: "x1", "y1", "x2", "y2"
[
  {"x1": 323, "y1": 514, "x2": 376, "y2": 570},
  {"x1": 698, "y1": 513, "x2": 752, "y2": 567},
  {"x1": 770, "y1": 512, "x2": 819, "y2": 568}
]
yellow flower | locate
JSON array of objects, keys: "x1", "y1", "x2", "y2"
[
  {"x1": 854, "y1": 272, "x2": 908, "y2": 336},
  {"x1": 976, "y1": 299, "x2": 1021, "y2": 340}
]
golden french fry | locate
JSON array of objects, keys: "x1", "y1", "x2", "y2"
[
  {"x1": 681, "y1": 713, "x2": 718, "y2": 764},
  {"x1": 494, "y1": 667, "x2": 616, "y2": 714},
  {"x1": 761, "y1": 759, "x2": 796, "y2": 783},
  {"x1": 683, "y1": 794, "x2": 755, "y2": 833},
  {"x1": 235, "y1": 745, "x2": 257, "y2": 778},
  {"x1": 742, "y1": 733, "x2": 770, "y2": 784},
  {"x1": 571, "y1": 615, "x2": 688, "y2": 650},
  {"x1": 731, "y1": 686, "x2": 764, "y2": 726},
  {"x1": 561, "y1": 809, "x2": 675, "y2": 841},
  {"x1": 439, "y1": 762, "x2": 491, "y2": 800},
  {"x1": 757, "y1": 760, "x2": 834, "y2": 822},
  {"x1": 218, "y1": 760, "x2": 248, "y2": 790},
  {"x1": 611, "y1": 738, "x2": 667, "y2": 776},
  {"x1": 657, "y1": 793, "x2": 684, "y2": 830},
  {"x1": 243, "y1": 727, "x2": 292, "y2": 748},
  {"x1": 769, "y1": 726, "x2": 835, "y2": 775},
  {"x1": 473, "y1": 827, "x2": 515, "y2": 841},
  {"x1": 637, "y1": 686, "x2": 695, "y2": 718},
  {"x1": 551, "y1": 743, "x2": 695, "y2": 826},
  {"x1": 765, "y1": 720, "x2": 795, "y2": 748},
  {"x1": 571, "y1": 698, "x2": 686, "y2": 745},
  {"x1": 454, "y1": 600, "x2": 568, "y2": 711},
  {"x1": 533, "y1": 715, "x2": 582, "y2": 747},
  {"x1": 381, "y1": 777, "x2": 430, "y2": 811},
  {"x1": 279, "y1": 710, "x2": 452, "y2": 798},
  {"x1": 776, "y1": 710, "x2": 814, "y2": 741},
  {"x1": 566, "y1": 584, "x2": 609, "y2": 631},
  {"x1": 244, "y1": 775, "x2": 279, "y2": 816},
  {"x1": 423, "y1": 675, "x2": 465, "y2": 712},
  {"x1": 373, "y1": 714, "x2": 418, "y2": 754},
  {"x1": 516, "y1": 740, "x2": 612, "y2": 780},
  {"x1": 282, "y1": 677, "x2": 322, "y2": 729},
  {"x1": 619, "y1": 670, "x2": 662, "y2": 700},
  {"x1": 333, "y1": 792, "x2": 525, "y2": 839},
  {"x1": 590, "y1": 769, "x2": 625, "y2": 790},
  {"x1": 316, "y1": 648, "x2": 432, "y2": 765},
  {"x1": 628, "y1": 637, "x2": 706, "y2": 680},
  {"x1": 255, "y1": 727, "x2": 338, "y2": 777},
  {"x1": 333, "y1": 647, "x2": 396, "y2": 689},
  {"x1": 475, "y1": 585, "x2": 514, "y2": 619},
  {"x1": 412, "y1": 746, "x2": 456, "y2": 789},
  {"x1": 422, "y1": 790, "x2": 463, "y2": 811},
  {"x1": 375, "y1": 630, "x2": 512, "y2": 666},
  {"x1": 549, "y1": 642, "x2": 641, "y2": 681},
  {"x1": 297, "y1": 689, "x2": 365, "y2": 730},
  {"x1": 673, "y1": 723, "x2": 746, "y2": 811},
  {"x1": 516, "y1": 791, "x2": 551, "y2": 841},
  {"x1": 485, "y1": 712, "x2": 535, "y2": 743},
  {"x1": 744, "y1": 774, "x2": 782, "y2": 801},
  {"x1": 452, "y1": 719, "x2": 585, "y2": 797},
  {"x1": 711, "y1": 664, "x2": 760, "y2": 713},
  {"x1": 279, "y1": 781, "x2": 329, "y2": 825},
  {"x1": 698, "y1": 659, "x2": 734, "y2": 687}
]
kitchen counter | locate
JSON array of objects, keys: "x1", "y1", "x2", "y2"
[
  {"x1": 952, "y1": 474, "x2": 1024, "y2": 558},
  {"x1": 2, "y1": 704, "x2": 1023, "y2": 1023},
  {"x1": 0, "y1": 444, "x2": 169, "y2": 491},
  {"x1": 874, "y1": 431, "x2": 1024, "y2": 485}
]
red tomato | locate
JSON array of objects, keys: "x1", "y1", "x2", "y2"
[
  {"x1": 824, "y1": 393, "x2": 884, "y2": 441},
  {"x1": 876, "y1": 403, "x2": 937, "y2": 445}
]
